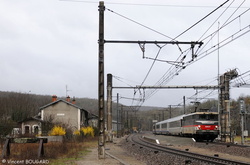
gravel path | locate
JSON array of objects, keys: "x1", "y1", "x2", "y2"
[
  {"x1": 76, "y1": 136, "x2": 145, "y2": 165},
  {"x1": 76, "y1": 133, "x2": 250, "y2": 165}
]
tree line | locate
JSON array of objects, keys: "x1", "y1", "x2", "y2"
[
  {"x1": 0, "y1": 91, "x2": 249, "y2": 137},
  {"x1": 0, "y1": 92, "x2": 51, "y2": 136}
]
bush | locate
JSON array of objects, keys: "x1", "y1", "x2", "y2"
[
  {"x1": 80, "y1": 126, "x2": 94, "y2": 137},
  {"x1": 73, "y1": 130, "x2": 81, "y2": 136},
  {"x1": 49, "y1": 126, "x2": 66, "y2": 136}
]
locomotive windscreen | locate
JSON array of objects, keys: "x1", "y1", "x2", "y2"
[
  {"x1": 198, "y1": 114, "x2": 218, "y2": 120},
  {"x1": 194, "y1": 114, "x2": 219, "y2": 125}
]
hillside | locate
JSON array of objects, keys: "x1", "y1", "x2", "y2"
[
  {"x1": 0, "y1": 91, "x2": 249, "y2": 134},
  {"x1": 0, "y1": 91, "x2": 163, "y2": 117}
]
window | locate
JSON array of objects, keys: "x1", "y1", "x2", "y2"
[
  {"x1": 33, "y1": 126, "x2": 39, "y2": 134},
  {"x1": 162, "y1": 123, "x2": 167, "y2": 128},
  {"x1": 198, "y1": 114, "x2": 218, "y2": 120},
  {"x1": 208, "y1": 115, "x2": 217, "y2": 120},
  {"x1": 199, "y1": 115, "x2": 206, "y2": 119},
  {"x1": 169, "y1": 121, "x2": 181, "y2": 127},
  {"x1": 183, "y1": 115, "x2": 195, "y2": 126}
]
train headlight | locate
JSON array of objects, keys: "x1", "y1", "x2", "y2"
[
  {"x1": 197, "y1": 125, "x2": 201, "y2": 130},
  {"x1": 215, "y1": 125, "x2": 218, "y2": 130}
]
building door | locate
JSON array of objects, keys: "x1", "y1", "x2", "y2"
[{"x1": 25, "y1": 126, "x2": 30, "y2": 134}]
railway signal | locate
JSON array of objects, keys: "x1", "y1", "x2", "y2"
[{"x1": 240, "y1": 99, "x2": 245, "y2": 114}]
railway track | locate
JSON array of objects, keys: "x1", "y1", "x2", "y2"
[
  {"x1": 127, "y1": 133, "x2": 249, "y2": 165},
  {"x1": 197, "y1": 141, "x2": 250, "y2": 148}
]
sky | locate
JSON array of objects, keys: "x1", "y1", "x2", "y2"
[{"x1": 1, "y1": 0, "x2": 250, "y2": 108}]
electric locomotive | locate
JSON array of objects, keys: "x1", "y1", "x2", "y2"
[{"x1": 153, "y1": 112, "x2": 219, "y2": 142}]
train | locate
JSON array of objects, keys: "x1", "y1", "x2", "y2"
[{"x1": 152, "y1": 112, "x2": 219, "y2": 142}]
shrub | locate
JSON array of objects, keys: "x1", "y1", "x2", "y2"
[
  {"x1": 80, "y1": 126, "x2": 94, "y2": 137},
  {"x1": 49, "y1": 126, "x2": 66, "y2": 136},
  {"x1": 73, "y1": 130, "x2": 81, "y2": 136}
]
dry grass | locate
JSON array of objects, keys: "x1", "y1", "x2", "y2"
[
  {"x1": 234, "y1": 136, "x2": 250, "y2": 145},
  {"x1": 0, "y1": 137, "x2": 98, "y2": 163}
]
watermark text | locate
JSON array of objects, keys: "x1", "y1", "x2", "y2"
[{"x1": 2, "y1": 159, "x2": 49, "y2": 164}]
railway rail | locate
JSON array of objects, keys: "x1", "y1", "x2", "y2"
[
  {"x1": 197, "y1": 141, "x2": 250, "y2": 148},
  {"x1": 127, "y1": 133, "x2": 249, "y2": 165}
]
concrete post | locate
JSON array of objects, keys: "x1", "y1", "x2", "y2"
[
  {"x1": 98, "y1": 1, "x2": 105, "y2": 159},
  {"x1": 106, "y1": 74, "x2": 113, "y2": 142}
]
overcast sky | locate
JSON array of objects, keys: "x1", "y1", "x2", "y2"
[{"x1": 1, "y1": 0, "x2": 250, "y2": 108}]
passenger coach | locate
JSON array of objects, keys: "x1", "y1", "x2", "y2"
[{"x1": 153, "y1": 112, "x2": 219, "y2": 142}]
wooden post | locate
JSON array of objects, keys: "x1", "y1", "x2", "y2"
[
  {"x1": 1, "y1": 138, "x2": 47, "y2": 158},
  {"x1": 38, "y1": 139, "x2": 45, "y2": 158},
  {"x1": 1, "y1": 138, "x2": 11, "y2": 158}
]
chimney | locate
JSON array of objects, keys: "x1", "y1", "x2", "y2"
[
  {"x1": 52, "y1": 95, "x2": 57, "y2": 102},
  {"x1": 66, "y1": 96, "x2": 70, "y2": 102},
  {"x1": 72, "y1": 97, "x2": 76, "y2": 104}
]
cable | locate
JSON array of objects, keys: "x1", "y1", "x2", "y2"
[
  {"x1": 106, "y1": 8, "x2": 174, "y2": 40},
  {"x1": 173, "y1": 0, "x2": 230, "y2": 40},
  {"x1": 197, "y1": 0, "x2": 248, "y2": 55},
  {"x1": 197, "y1": 0, "x2": 235, "y2": 42},
  {"x1": 194, "y1": 25, "x2": 250, "y2": 64},
  {"x1": 105, "y1": 1, "x2": 229, "y2": 108},
  {"x1": 107, "y1": 0, "x2": 250, "y2": 109},
  {"x1": 60, "y1": 0, "x2": 250, "y2": 9},
  {"x1": 113, "y1": 76, "x2": 136, "y2": 87},
  {"x1": 136, "y1": 0, "x2": 231, "y2": 103},
  {"x1": 231, "y1": 69, "x2": 250, "y2": 87},
  {"x1": 139, "y1": 46, "x2": 164, "y2": 87}
]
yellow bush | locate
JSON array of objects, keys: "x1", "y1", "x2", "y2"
[
  {"x1": 73, "y1": 130, "x2": 81, "y2": 135},
  {"x1": 80, "y1": 126, "x2": 94, "y2": 137},
  {"x1": 49, "y1": 126, "x2": 66, "y2": 136}
]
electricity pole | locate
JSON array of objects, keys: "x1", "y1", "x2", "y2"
[
  {"x1": 169, "y1": 105, "x2": 172, "y2": 118},
  {"x1": 240, "y1": 99, "x2": 245, "y2": 145},
  {"x1": 183, "y1": 96, "x2": 186, "y2": 114},
  {"x1": 98, "y1": 1, "x2": 105, "y2": 159},
  {"x1": 106, "y1": 74, "x2": 113, "y2": 142},
  {"x1": 117, "y1": 93, "x2": 119, "y2": 138},
  {"x1": 219, "y1": 69, "x2": 238, "y2": 143}
]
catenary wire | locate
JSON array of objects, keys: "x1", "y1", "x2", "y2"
[
  {"x1": 105, "y1": 1, "x2": 249, "y2": 109},
  {"x1": 137, "y1": 0, "x2": 230, "y2": 103},
  {"x1": 59, "y1": 0, "x2": 250, "y2": 8},
  {"x1": 106, "y1": 8, "x2": 174, "y2": 40},
  {"x1": 173, "y1": 0, "x2": 230, "y2": 40}
]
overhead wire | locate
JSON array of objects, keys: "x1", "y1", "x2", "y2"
[
  {"x1": 106, "y1": 1, "x2": 229, "y2": 108},
  {"x1": 197, "y1": 0, "x2": 236, "y2": 42},
  {"x1": 107, "y1": 0, "x2": 249, "y2": 109},
  {"x1": 193, "y1": 24, "x2": 250, "y2": 64},
  {"x1": 59, "y1": 0, "x2": 250, "y2": 9},
  {"x1": 173, "y1": 76, "x2": 219, "y2": 106},
  {"x1": 178, "y1": 1, "x2": 250, "y2": 108},
  {"x1": 113, "y1": 75, "x2": 136, "y2": 87},
  {"x1": 177, "y1": 1, "x2": 250, "y2": 73},
  {"x1": 106, "y1": 8, "x2": 174, "y2": 40},
  {"x1": 196, "y1": 0, "x2": 247, "y2": 55},
  {"x1": 138, "y1": 0, "x2": 230, "y2": 103},
  {"x1": 231, "y1": 69, "x2": 250, "y2": 87},
  {"x1": 173, "y1": 0, "x2": 230, "y2": 40},
  {"x1": 138, "y1": 46, "x2": 164, "y2": 87},
  {"x1": 105, "y1": 8, "x2": 174, "y2": 108}
]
